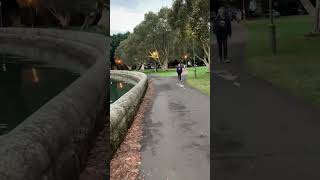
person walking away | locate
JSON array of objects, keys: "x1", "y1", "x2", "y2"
[
  {"x1": 214, "y1": 7, "x2": 232, "y2": 63},
  {"x1": 176, "y1": 63, "x2": 183, "y2": 82},
  {"x1": 236, "y1": 9, "x2": 242, "y2": 23}
]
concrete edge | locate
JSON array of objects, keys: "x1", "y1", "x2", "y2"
[
  {"x1": 0, "y1": 28, "x2": 108, "y2": 180},
  {"x1": 110, "y1": 70, "x2": 148, "y2": 153}
]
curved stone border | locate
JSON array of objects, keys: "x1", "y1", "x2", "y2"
[
  {"x1": 0, "y1": 28, "x2": 108, "y2": 180},
  {"x1": 110, "y1": 70, "x2": 148, "y2": 153}
]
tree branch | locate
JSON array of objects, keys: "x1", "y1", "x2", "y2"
[{"x1": 300, "y1": 0, "x2": 316, "y2": 16}]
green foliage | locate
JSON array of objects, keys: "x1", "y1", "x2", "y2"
[
  {"x1": 169, "y1": 0, "x2": 210, "y2": 67},
  {"x1": 170, "y1": 0, "x2": 209, "y2": 41},
  {"x1": 114, "y1": 0, "x2": 209, "y2": 69},
  {"x1": 115, "y1": 8, "x2": 188, "y2": 69},
  {"x1": 111, "y1": 32, "x2": 130, "y2": 63},
  {"x1": 189, "y1": 0, "x2": 210, "y2": 44}
]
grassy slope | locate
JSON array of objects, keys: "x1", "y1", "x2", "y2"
[
  {"x1": 245, "y1": 16, "x2": 320, "y2": 107},
  {"x1": 141, "y1": 66, "x2": 210, "y2": 95},
  {"x1": 187, "y1": 66, "x2": 210, "y2": 95}
]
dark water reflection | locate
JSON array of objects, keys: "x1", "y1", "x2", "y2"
[
  {"x1": 0, "y1": 54, "x2": 80, "y2": 135},
  {"x1": 110, "y1": 80, "x2": 134, "y2": 104}
]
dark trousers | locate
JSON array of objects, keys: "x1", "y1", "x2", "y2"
[
  {"x1": 217, "y1": 35, "x2": 228, "y2": 61},
  {"x1": 178, "y1": 73, "x2": 182, "y2": 81}
]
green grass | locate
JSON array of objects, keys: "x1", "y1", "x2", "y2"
[
  {"x1": 186, "y1": 66, "x2": 210, "y2": 95},
  {"x1": 142, "y1": 68, "x2": 178, "y2": 77},
  {"x1": 245, "y1": 15, "x2": 320, "y2": 107},
  {"x1": 141, "y1": 66, "x2": 210, "y2": 95}
]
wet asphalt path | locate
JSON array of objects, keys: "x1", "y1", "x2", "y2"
[
  {"x1": 212, "y1": 23, "x2": 320, "y2": 179},
  {"x1": 139, "y1": 75, "x2": 210, "y2": 180}
]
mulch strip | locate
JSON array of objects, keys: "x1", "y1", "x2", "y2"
[
  {"x1": 110, "y1": 79, "x2": 155, "y2": 180},
  {"x1": 79, "y1": 117, "x2": 110, "y2": 180}
]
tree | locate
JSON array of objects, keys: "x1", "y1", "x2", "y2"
[
  {"x1": 111, "y1": 32, "x2": 130, "y2": 64},
  {"x1": 16, "y1": 0, "x2": 40, "y2": 9},
  {"x1": 115, "y1": 19, "x2": 155, "y2": 70},
  {"x1": 170, "y1": 0, "x2": 210, "y2": 70},
  {"x1": 115, "y1": 33, "x2": 148, "y2": 70},
  {"x1": 113, "y1": 1, "x2": 212, "y2": 71},
  {"x1": 189, "y1": 0, "x2": 210, "y2": 68},
  {"x1": 151, "y1": 8, "x2": 175, "y2": 70},
  {"x1": 130, "y1": 23, "x2": 154, "y2": 70},
  {"x1": 16, "y1": 0, "x2": 40, "y2": 26},
  {"x1": 300, "y1": 0, "x2": 320, "y2": 33},
  {"x1": 117, "y1": 9, "x2": 177, "y2": 70},
  {"x1": 33, "y1": 0, "x2": 97, "y2": 28},
  {"x1": 97, "y1": 0, "x2": 109, "y2": 30},
  {"x1": 81, "y1": 0, "x2": 109, "y2": 31}
]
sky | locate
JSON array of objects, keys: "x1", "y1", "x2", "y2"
[{"x1": 110, "y1": 0, "x2": 173, "y2": 35}]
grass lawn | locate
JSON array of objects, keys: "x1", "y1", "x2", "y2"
[
  {"x1": 141, "y1": 66, "x2": 210, "y2": 95},
  {"x1": 245, "y1": 15, "x2": 320, "y2": 107},
  {"x1": 186, "y1": 66, "x2": 210, "y2": 95},
  {"x1": 142, "y1": 68, "x2": 178, "y2": 77}
]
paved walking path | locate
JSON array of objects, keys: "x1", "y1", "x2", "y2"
[
  {"x1": 139, "y1": 74, "x2": 210, "y2": 180},
  {"x1": 212, "y1": 23, "x2": 320, "y2": 180}
]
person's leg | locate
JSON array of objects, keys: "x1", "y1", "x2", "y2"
[
  {"x1": 223, "y1": 38, "x2": 231, "y2": 63},
  {"x1": 217, "y1": 36, "x2": 223, "y2": 62},
  {"x1": 224, "y1": 38, "x2": 228, "y2": 59}
]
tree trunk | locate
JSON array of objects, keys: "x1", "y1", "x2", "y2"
[
  {"x1": 57, "y1": 14, "x2": 70, "y2": 28},
  {"x1": 161, "y1": 60, "x2": 168, "y2": 70},
  {"x1": 140, "y1": 64, "x2": 145, "y2": 71},
  {"x1": 82, "y1": 12, "x2": 97, "y2": 30},
  {"x1": 208, "y1": 46, "x2": 211, "y2": 72},
  {"x1": 314, "y1": 0, "x2": 320, "y2": 32},
  {"x1": 11, "y1": 15, "x2": 22, "y2": 27},
  {"x1": 202, "y1": 42, "x2": 210, "y2": 71},
  {"x1": 300, "y1": 0, "x2": 315, "y2": 16},
  {"x1": 196, "y1": 54, "x2": 210, "y2": 70},
  {"x1": 300, "y1": 0, "x2": 320, "y2": 33},
  {"x1": 203, "y1": 56, "x2": 210, "y2": 70},
  {"x1": 161, "y1": 50, "x2": 169, "y2": 70},
  {"x1": 98, "y1": 7, "x2": 109, "y2": 30}
]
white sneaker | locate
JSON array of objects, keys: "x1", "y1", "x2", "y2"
[{"x1": 224, "y1": 59, "x2": 231, "y2": 63}]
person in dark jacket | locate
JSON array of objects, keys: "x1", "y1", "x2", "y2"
[
  {"x1": 214, "y1": 7, "x2": 232, "y2": 63},
  {"x1": 176, "y1": 63, "x2": 183, "y2": 81}
]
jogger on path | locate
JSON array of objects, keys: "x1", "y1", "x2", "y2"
[
  {"x1": 176, "y1": 63, "x2": 183, "y2": 81},
  {"x1": 214, "y1": 7, "x2": 232, "y2": 63}
]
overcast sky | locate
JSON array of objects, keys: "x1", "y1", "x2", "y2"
[{"x1": 110, "y1": 0, "x2": 173, "y2": 35}]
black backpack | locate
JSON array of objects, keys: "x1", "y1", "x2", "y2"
[{"x1": 217, "y1": 18, "x2": 227, "y2": 32}]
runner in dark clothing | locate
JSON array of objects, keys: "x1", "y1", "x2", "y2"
[
  {"x1": 214, "y1": 7, "x2": 232, "y2": 63},
  {"x1": 176, "y1": 63, "x2": 183, "y2": 81}
]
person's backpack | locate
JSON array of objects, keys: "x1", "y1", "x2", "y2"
[{"x1": 217, "y1": 18, "x2": 227, "y2": 32}]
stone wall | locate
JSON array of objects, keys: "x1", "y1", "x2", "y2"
[
  {"x1": 110, "y1": 70, "x2": 147, "y2": 153},
  {"x1": 0, "y1": 28, "x2": 108, "y2": 180}
]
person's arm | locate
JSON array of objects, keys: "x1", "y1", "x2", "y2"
[
  {"x1": 213, "y1": 18, "x2": 218, "y2": 34},
  {"x1": 227, "y1": 18, "x2": 232, "y2": 37}
]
